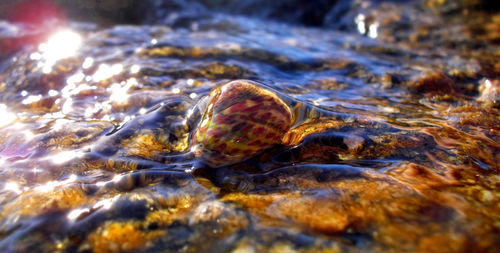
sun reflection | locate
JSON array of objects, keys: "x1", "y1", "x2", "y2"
[
  {"x1": 112, "y1": 174, "x2": 123, "y2": 183},
  {"x1": 48, "y1": 89, "x2": 59, "y2": 96},
  {"x1": 34, "y1": 181, "x2": 57, "y2": 192},
  {"x1": 108, "y1": 78, "x2": 137, "y2": 104},
  {"x1": 92, "y1": 63, "x2": 123, "y2": 82},
  {"x1": 368, "y1": 22, "x2": 379, "y2": 39},
  {"x1": 354, "y1": 14, "x2": 378, "y2": 39},
  {"x1": 82, "y1": 57, "x2": 94, "y2": 69},
  {"x1": 21, "y1": 94, "x2": 42, "y2": 104},
  {"x1": 34, "y1": 30, "x2": 81, "y2": 73},
  {"x1": 4, "y1": 182, "x2": 23, "y2": 195},
  {"x1": 84, "y1": 101, "x2": 112, "y2": 118},
  {"x1": 93, "y1": 195, "x2": 120, "y2": 210},
  {"x1": 484, "y1": 79, "x2": 492, "y2": 89},
  {"x1": 67, "y1": 195, "x2": 120, "y2": 222},
  {"x1": 130, "y1": 64, "x2": 141, "y2": 74},
  {"x1": 67, "y1": 208, "x2": 90, "y2": 221},
  {"x1": 47, "y1": 150, "x2": 84, "y2": 164},
  {"x1": 95, "y1": 174, "x2": 126, "y2": 187},
  {"x1": 109, "y1": 83, "x2": 129, "y2": 103},
  {"x1": 0, "y1": 104, "x2": 17, "y2": 128},
  {"x1": 96, "y1": 181, "x2": 107, "y2": 187},
  {"x1": 41, "y1": 111, "x2": 65, "y2": 120},
  {"x1": 111, "y1": 64, "x2": 123, "y2": 75},
  {"x1": 101, "y1": 115, "x2": 115, "y2": 121},
  {"x1": 355, "y1": 14, "x2": 366, "y2": 35},
  {"x1": 92, "y1": 64, "x2": 112, "y2": 82},
  {"x1": 185, "y1": 108, "x2": 194, "y2": 118},
  {"x1": 190, "y1": 144, "x2": 200, "y2": 153},
  {"x1": 61, "y1": 73, "x2": 96, "y2": 105},
  {"x1": 185, "y1": 166, "x2": 195, "y2": 173},
  {"x1": 22, "y1": 130, "x2": 35, "y2": 141},
  {"x1": 66, "y1": 72, "x2": 85, "y2": 86},
  {"x1": 84, "y1": 107, "x2": 94, "y2": 118},
  {"x1": 29, "y1": 52, "x2": 42, "y2": 60},
  {"x1": 62, "y1": 98, "x2": 73, "y2": 114},
  {"x1": 34, "y1": 174, "x2": 77, "y2": 193},
  {"x1": 126, "y1": 77, "x2": 138, "y2": 86},
  {"x1": 51, "y1": 119, "x2": 72, "y2": 131}
]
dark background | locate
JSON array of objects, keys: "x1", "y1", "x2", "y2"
[{"x1": 0, "y1": 0, "x2": 498, "y2": 28}]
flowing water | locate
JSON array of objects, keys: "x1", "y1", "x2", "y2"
[{"x1": 0, "y1": 0, "x2": 499, "y2": 252}]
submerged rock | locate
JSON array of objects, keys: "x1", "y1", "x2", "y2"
[{"x1": 0, "y1": 1, "x2": 499, "y2": 252}]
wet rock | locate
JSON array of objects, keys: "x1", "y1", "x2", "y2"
[
  {"x1": 0, "y1": 0, "x2": 499, "y2": 251},
  {"x1": 269, "y1": 193, "x2": 351, "y2": 233},
  {"x1": 86, "y1": 221, "x2": 166, "y2": 253},
  {"x1": 188, "y1": 200, "x2": 249, "y2": 237},
  {"x1": 410, "y1": 71, "x2": 454, "y2": 95}
]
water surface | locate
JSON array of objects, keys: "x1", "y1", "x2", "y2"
[{"x1": 0, "y1": 1, "x2": 499, "y2": 252}]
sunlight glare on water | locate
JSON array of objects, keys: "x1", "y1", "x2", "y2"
[
  {"x1": 93, "y1": 195, "x2": 120, "y2": 210},
  {"x1": 355, "y1": 14, "x2": 366, "y2": 35},
  {"x1": 46, "y1": 150, "x2": 85, "y2": 164},
  {"x1": 368, "y1": 22, "x2": 379, "y2": 39},
  {"x1": 4, "y1": 182, "x2": 23, "y2": 195},
  {"x1": 130, "y1": 64, "x2": 141, "y2": 74},
  {"x1": 92, "y1": 63, "x2": 123, "y2": 82},
  {"x1": 34, "y1": 174, "x2": 78, "y2": 193},
  {"x1": 109, "y1": 82, "x2": 131, "y2": 103},
  {"x1": 21, "y1": 94, "x2": 42, "y2": 105},
  {"x1": 0, "y1": 104, "x2": 17, "y2": 128},
  {"x1": 82, "y1": 57, "x2": 94, "y2": 69},
  {"x1": 67, "y1": 208, "x2": 90, "y2": 221},
  {"x1": 68, "y1": 195, "x2": 120, "y2": 221},
  {"x1": 31, "y1": 30, "x2": 82, "y2": 74}
]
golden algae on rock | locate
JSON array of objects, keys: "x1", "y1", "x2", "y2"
[
  {"x1": 0, "y1": 184, "x2": 92, "y2": 219},
  {"x1": 119, "y1": 130, "x2": 189, "y2": 159},
  {"x1": 86, "y1": 221, "x2": 166, "y2": 253}
]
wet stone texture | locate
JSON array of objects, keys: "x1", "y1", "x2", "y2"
[{"x1": 0, "y1": 0, "x2": 499, "y2": 252}]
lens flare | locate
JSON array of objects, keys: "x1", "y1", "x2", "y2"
[
  {"x1": 34, "y1": 30, "x2": 82, "y2": 73},
  {"x1": 42, "y1": 30, "x2": 81, "y2": 61}
]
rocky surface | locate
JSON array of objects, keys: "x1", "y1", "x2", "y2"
[{"x1": 0, "y1": 0, "x2": 498, "y2": 252}]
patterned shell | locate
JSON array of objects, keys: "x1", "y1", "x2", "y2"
[{"x1": 191, "y1": 80, "x2": 292, "y2": 167}]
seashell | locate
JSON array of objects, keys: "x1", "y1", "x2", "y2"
[{"x1": 190, "y1": 80, "x2": 293, "y2": 167}]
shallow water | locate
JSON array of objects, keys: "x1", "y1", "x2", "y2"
[{"x1": 0, "y1": 1, "x2": 499, "y2": 252}]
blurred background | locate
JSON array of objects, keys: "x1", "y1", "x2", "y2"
[{"x1": 1, "y1": 0, "x2": 498, "y2": 27}]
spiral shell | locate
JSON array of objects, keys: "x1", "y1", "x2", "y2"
[{"x1": 191, "y1": 80, "x2": 292, "y2": 167}]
